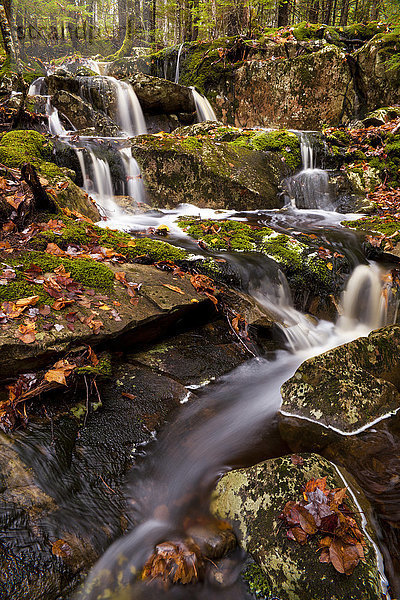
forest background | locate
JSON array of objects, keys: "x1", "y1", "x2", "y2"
[{"x1": 0, "y1": 0, "x2": 399, "y2": 66}]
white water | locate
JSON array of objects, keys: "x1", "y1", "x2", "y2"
[
  {"x1": 106, "y1": 76, "x2": 147, "y2": 136},
  {"x1": 87, "y1": 150, "x2": 122, "y2": 218},
  {"x1": 174, "y1": 43, "x2": 184, "y2": 84},
  {"x1": 191, "y1": 86, "x2": 217, "y2": 122},
  {"x1": 28, "y1": 77, "x2": 46, "y2": 96},
  {"x1": 284, "y1": 132, "x2": 334, "y2": 210},
  {"x1": 46, "y1": 97, "x2": 69, "y2": 137},
  {"x1": 120, "y1": 146, "x2": 147, "y2": 204}
]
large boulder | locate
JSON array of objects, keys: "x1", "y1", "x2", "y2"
[
  {"x1": 52, "y1": 90, "x2": 120, "y2": 136},
  {"x1": 131, "y1": 124, "x2": 294, "y2": 211},
  {"x1": 279, "y1": 325, "x2": 400, "y2": 450},
  {"x1": 355, "y1": 33, "x2": 400, "y2": 113},
  {"x1": 212, "y1": 454, "x2": 384, "y2": 600},
  {"x1": 128, "y1": 73, "x2": 195, "y2": 114}
]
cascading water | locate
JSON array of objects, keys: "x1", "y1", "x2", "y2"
[
  {"x1": 75, "y1": 259, "x2": 393, "y2": 600},
  {"x1": 174, "y1": 43, "x2": 184, "y2": 84},
  {"x1": 106, "y1": 76, "x2": 147, "y2": 136},
  {"x1": 120, "y1": 146, "x2": 146, "y2": 204},
  {"x1": 191, "y1": 87, "x2": 217, "y2": 122},
  {"x1": 283, "y1": 132, "x2": 334, "y2": 210},
  {"x1": 28, "y1": 76, "x2": 47, "y2": 96}
]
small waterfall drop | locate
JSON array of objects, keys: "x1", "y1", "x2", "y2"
[
  {"x1": 120, "y1": 147, "x2": 146, "y2": 204},
  {"x1": 191, "y1": 87, "x2": 217, "y2": 122},
  {"x1": 106, "y1": 77, "x2": 147, "y2": 136},
  {"x1": 28, "y1": 77, "x2": 47, "y2": 96},
  {"x1": 87, "y1": 150, "x2": 121, "y2": 218},
  {"x1": 46, "y1": 98, "x2": 68, "y2": 137},
  {"x1": 284, "y1": 132, "x2": 334, "y2": 211},
  {"x1": 174, "y1": 43, "x2": 184, "y2": 84},
  {"x1": 338, "y1": 264, "x2": 388, "y2": 333}
]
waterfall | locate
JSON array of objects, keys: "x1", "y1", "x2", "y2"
[
  {"x1": 120, "y1": 147, "x2": 146, "y2": 205},
  {"x1": 46, "y1": 98, "x2": 68, "y2": 137},
  {"x1": 106, "y1": 77, "x2": 147, "y2": 136},
  {"x1": 284, "y1": 132, "x2": 334, "y2": 211},
  {"x1": 338, "y1": 264, "x2": 388, "y2": 333},
  {"x1": 87, "y1": 150, "x2": 121, "y2": 218},
  {"x1": 174, "y1": 43, "x2": 184, "y2": 84},
  {"x1": 191, "y1": 87, "x2": 217, "y2": 122},
  {"x1": 28, "y1": 77, "x2": 47, "y2": 96}
]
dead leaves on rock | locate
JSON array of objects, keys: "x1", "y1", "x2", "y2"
[{"x1": 279, "y1": 477, "x2": 366, "y2": 576}]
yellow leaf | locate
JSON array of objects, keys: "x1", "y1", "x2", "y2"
[
  {"x1": 327, "y1": 262, "x2": 333, "y2": 270},
  {"x1": 162, "y1": 284, "x2": 185, "y2": 295}
]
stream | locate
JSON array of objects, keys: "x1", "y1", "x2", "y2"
[{"x1": 24, "y1": 62, "x2": 400, "y2": 599}]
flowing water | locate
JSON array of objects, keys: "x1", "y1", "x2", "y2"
[
  {"x1": 174, "y1": 43, "x2": 184, "y2": 84},
  {"x1": 25, "y1": 71, "x2": 400, "y2": 598}
]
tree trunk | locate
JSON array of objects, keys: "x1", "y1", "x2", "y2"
[
  {"x1": 308, "y1": 0, "x2": 320, "y2": 23},
  {"x1": 0, "y1": 1, "x2": 22, "y2": 73},
  {"x1": 67, "y1": 21, "x2": 79, "y2": 49},
  {"x1": 339, "y1": 0, "x2": 350, "y2": 26},
  {"x1": 277, "y1": 0, "x2": 290, "y2": 27},
  {"x1": 322, "y1": 0, "x2": 333, "y2": 24},
  {"x1": 370, "y1": 0, "x2": 382, "y2": 20},
  {"x1": 118, "y1": 0, "x2": 127, "y2": 43}
]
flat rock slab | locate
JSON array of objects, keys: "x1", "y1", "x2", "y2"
[
  {"x1": 212, "y1": 454, "x2": 383, "y2": 600},
  {"x1": 279, "y1": 325, "x2": 400, "y2": 444},
  {"x1": 0, "y1": 263, "x2": 209, "y2": 379},
  {"x1": 129, "y1": 319, "x2": 247, "y2": 386}
]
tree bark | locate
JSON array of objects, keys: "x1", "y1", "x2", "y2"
[
  {"x1": 277, "y1": 0, "x2": 290, "y2": 27},
  {"x1": 0, "y1": 1, "x2": 22, "y2": 73},
  {"x1": 339, "y1": 0, "x2": 350, "y2": 26},
  {"x1": 118, "y1": 0, "x2": 127, "y2": 43},
  {"x1": 308, "y1": 0, "x2": 320, "y2": 23}
]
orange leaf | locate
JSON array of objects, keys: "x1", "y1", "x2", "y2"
[{"x1": 162, "y1": 284, "x2": 185, "y2": 295}]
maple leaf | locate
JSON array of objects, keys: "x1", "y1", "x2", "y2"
[{"x1": 142, "y1": 539, "x2": 204, "y2": 585}]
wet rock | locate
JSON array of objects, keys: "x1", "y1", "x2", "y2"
[
  {"x1": 211, "y1": 454, "x2": 384, "y2": 600},
  {"x1": 128, "y1": 72, "x2": 195, "y2": 114},
  {"x1": 131, "y1": 127, "x2": 292, "y2": 211},
  {"x1": 362, "y1": 106, "x2": 400, "y2": 127},
  {"x1": 52, "y1": 90, "x2": 120, "y2": 136},
  {"x1": 129, "y1": 319, "x2": 250, "y2": 386},
  {"x1": 279, "y1": 325, "x2": 400, "y2": 450},
  {"x1": 186, "y1": 520, "x2": 236, "y2": 559},
  {"x1": 0, "y1": 359, "x2": 189, "y2": 599}
]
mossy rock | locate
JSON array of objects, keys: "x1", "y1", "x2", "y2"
[
  {"x1": 0, "y1": 130, "x2": 58, "y2": 175},
  {"x1": 131, "y1": 129, "x2": 292, "y2": 211},
  {"x1": 212, "y1": 454, "x2": 384, "y2": 600},
  {"x1": 280, "y1": 325, "x2": 400, "y2": 444},
  {"x1": 178, "y1": 218, "x2": 347, "y2": 309}
]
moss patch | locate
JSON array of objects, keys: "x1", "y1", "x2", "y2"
[
  {"x1": 341, "y1": 215, "x2": 400, "y2": 243},
  {"x1": 0, "y1": 129, "x2": 65, "y2": 181},
  {"x1": 243, "y1": 562, "x2": 271, "y2": 599}
]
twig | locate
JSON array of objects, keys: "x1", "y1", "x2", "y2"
[
  {"x1": 226, "y1": 315, "x2": 257, "y2": 358},
  {"x1": 83, "y1": 375, "x2": 89, "y2": 427}
]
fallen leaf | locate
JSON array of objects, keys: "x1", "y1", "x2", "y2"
[{"x1": 162, "y1": 284, "x2": 185, "y2": 295}]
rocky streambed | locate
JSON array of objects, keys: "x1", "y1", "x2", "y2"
[{"x1": 0, "y1": 29, "x2": 400, "y2": 600}]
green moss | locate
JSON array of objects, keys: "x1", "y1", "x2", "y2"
[
  {"x1": 0, "y1": 130, "x2": 65, "y2": 180},
  {"x1": 325, "y1": 130, "x2": 351, "y2": 146},
  {"x1": 242, "y1": 563, "x2": 271, "y2": 599},
  {"x1": 230, "y1": 130, "x2": 301, "y2": 170},
  {"x1": 181, "y1": 137, "x2": 203, "y2": 151},
  {"x1": 0, "y1": 280, "x2": 51, "y2": 304},
  {"x1": 76, "y1": 356, "x2": 112, "y2": 378},
  {"x1": 292, "y1": 22, "x2": 324, "y2": 41},
  {"x1": 12, "y1": 251, "x2": 115, "y2": 290},
  {"x1": 341, "y1": 216, "x2": 400, "y2": 242}
]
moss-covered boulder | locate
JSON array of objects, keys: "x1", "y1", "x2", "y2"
[
  {"x1": 131, "y1": 125, "x2": 295, "y2": 211},
  {"x1": 0, "y1": 130, "x2": 100, "y2": 220},
  {"x1": 178, "y1": 217, "x2": 349, "y2": 316},
  {"x1": 341, "y1": 214, "x2": 400, "y2": 259},
  {"x1": 279, "y1": 325, "x2": 400, "y2": 450},
  {"x1": 212, "y1": 454, "x2": 384, "y2": 600},
  {"x1": 355, "y1": 33, "x2": 400, "y2": 114}
]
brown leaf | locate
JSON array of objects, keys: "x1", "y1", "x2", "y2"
[
  {"x1": 297, "y1": 505, "x2": 318, "y2": 535},
  {"x1": 287, "y1": 526, "x2": 308, "y2": 544},
  {"x1": 291, "y1": 454, "x2": 304, "y2": 466},
  {"x1": 319, "y1": 548, "x2": 331, "y2": 563},
  {"x1": 52, "y1": 539, "x2": 72, "y2": 559},
  {"x1": 44, "y1": 360, "x2": 76, "y2": 386},
  {"x1": 121, "y1": 392, "x2": 136, "y2": 400},
  {"x1": 46, "y1": 243, "x2": 65, "y2": 256}
]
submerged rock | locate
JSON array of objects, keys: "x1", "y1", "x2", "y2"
[
  {"x1": 212, "y1": 454, "x2": 384, "y2": 600},
  {"x1": 279, "y1": 325, "x2": 400, "y2": 448}
]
